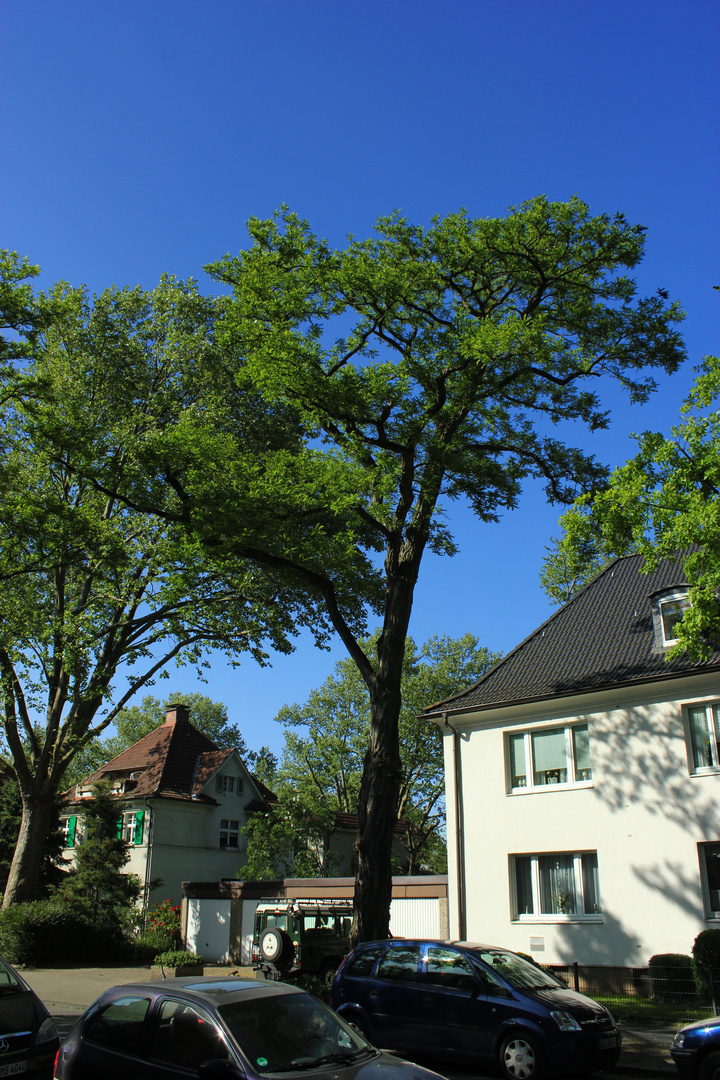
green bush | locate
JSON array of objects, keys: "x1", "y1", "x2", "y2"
[
  {"x1": 693, "y1": 930, "x2": 720, "y2": 1002},
  {"x1": 0, "y1": 900, "x2": 129, "y2": 965},
  {"x1": 154, "y1": 949, "x2": 203, "y2": 967},
  {"x1": 649, "y1": 953, "x2": 694, "y2": 1002}
]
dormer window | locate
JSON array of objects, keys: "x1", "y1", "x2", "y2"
[
  {"x1": 651, "y1": 587, "x2": 691, "y2": 650},
  {"x1": 215, "y1": 774, "x2": 243, "y2": 795}
]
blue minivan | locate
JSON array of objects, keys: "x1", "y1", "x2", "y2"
[{"x1": 331, "y1": 940, "x2": 621, "y2": 1080}]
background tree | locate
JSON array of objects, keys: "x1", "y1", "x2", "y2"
[
  {"x1": 541, "y1": 353, "x2": 720, "y2": 660},
  {"x1": 57, "y1": 782, "x2": 142, "y2": 922},
  {"x1": 0, "y1": 274, "x2": 316, "y2": 906},
  {"x1": 240, "y1": 634, "x2": 498, "y2": 878},
  {"x1": 37, "y1": 198, "x2": 687, "y2": 941}
]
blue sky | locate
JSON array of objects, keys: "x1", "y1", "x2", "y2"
[{"x1": 1, "y1": 1, "x2": 718, "y2": 755}]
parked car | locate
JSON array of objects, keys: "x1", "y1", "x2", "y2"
[
  {"x1": 252, "y1": 898, "x2": 353, "y2": 986},
  {"x1": 0, "y1": 950, "x2": 59, "y2": 1079},
  {"x1": 671, "y1": 1016, "x2": 720, "y2": 1079},
  {"x1": 331, "y1": 939, "x2": 621, "y2": 1080},
  {"x1": 52, "y1": 975, "x2": 447, "y2": 1080}
]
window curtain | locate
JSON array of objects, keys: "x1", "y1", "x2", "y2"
[
  {"x1": 539, "y1": 854, "x2": 576, "y2": 913},
  {"x1": 532, "y1": 729, "x2": 567, "y2": 784},
  {"x1": 509, "y1": 734, "x2": 527, "y2": 787},
  {"x1": 688, "y1": 707, "x2": 713, "y2": 769},
  {"x1": 572, "y1": 726, "x2": 592, "y2": 781}
]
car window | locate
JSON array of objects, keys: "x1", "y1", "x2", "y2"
[
  {"x1": 148, "y1": 1000, "x2": 230, "y2": 1073},
  {"x1": 346, "y1": 945, "x2": 385, "y2": 976},
  {"x1": 375, "y1": 945, "x2": 421, "y2": 983},
  {"x1": 0, "y1": 956, "x2": 23, "y2": 991},
  {"x1": 476, "y1": 949, "x2": 563, "y2": 990},
  {"x1": 425, "y1": 947, "x2": 477, "y2": 991},
  {"x1": 83, "y1": 996, "x2": 150, "y2": 1055}
]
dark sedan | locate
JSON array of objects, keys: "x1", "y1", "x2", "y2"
[
  {"x1": 672, "y1": 1016, "x2": 720, "y2": 1080},
  {"x1": 52, "y1": 976, "x2": 448, "y2": 1080},
  {"x1": 0, "y1": 951, "x2": 59, "y2": 1079},
  {"x1": 331, "y1": 940, "x2": 621, "y2": 1080}
]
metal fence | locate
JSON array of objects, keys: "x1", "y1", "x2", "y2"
[{"x1": 545, "y1": 963, "x2": 720, "y2": 1025}]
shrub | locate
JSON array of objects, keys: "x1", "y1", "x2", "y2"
[
  {"x1": 145, "y1": 898, "x2": 181, "y2": 949},
  {"x1": 693, "y1": 930, "x2": 720, "y2": 1002},
  {"x1": 0, "y1": 900, "x2": 129, "y2": 966},
  {"x1": 154, "y1": 949, "x2": 204, "y2": 967},
  {"x1": 648, "y1": 953, "x2": 694, "y2": 1002}
]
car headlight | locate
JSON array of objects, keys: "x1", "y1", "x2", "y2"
[
  {"x1": 672, "y1": 1032, "x2": 686, "y2": 1049},
  {"x1": 551, "y1": 1010, "x2": 581, "y2": 1032},
  {"x1": 36, "y1": 1017, "x2": 59, "y2": 1044}
]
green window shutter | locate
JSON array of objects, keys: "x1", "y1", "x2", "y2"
[
  {"x1": 134, "y1": 810, "x2": 144, "y2": 845},
  {"x1": 67, "y1": 816, "x2": 76, "y2": 848},
  {"x1": 116, "y1": 816, "x2": 123, "y2": 839}
]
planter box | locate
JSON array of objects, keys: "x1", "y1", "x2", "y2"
[{"x1": 152, "y1": 964, "x2": 204, "y2": 978}]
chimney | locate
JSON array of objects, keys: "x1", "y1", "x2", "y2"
[{"x1": 165, "y1": 703, "x2": 190, "y2": 726}]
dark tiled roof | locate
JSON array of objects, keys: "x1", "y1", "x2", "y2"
[
  {"x1": 65, "y1": 706, "x2": 272, "y2": 807},
  {"x1": 426, "y1": 553, "x2": 720, "y2": 716}
]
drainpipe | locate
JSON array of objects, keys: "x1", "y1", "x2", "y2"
[
  {"x1": 143, "y1": 799, "x2": 155, "y2": 912},
  {"x1": 444, "y1": 712, "x2": 467, "y2": 941}
]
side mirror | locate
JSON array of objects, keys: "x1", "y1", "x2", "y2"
[{"x1": 199, "y1": 1060, "x2": 245, "y2": 1080}]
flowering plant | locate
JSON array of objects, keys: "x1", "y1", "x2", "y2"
[{"x1": 147, "y1": 898, "x2": 181, "y2": 943}]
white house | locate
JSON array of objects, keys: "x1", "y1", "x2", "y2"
[
  {"x1": 61, "y1": 703, "x2": 273, "y2": 908},
  {"x1": 426, "y1": 553, "x2": 720, "y2": 967}
]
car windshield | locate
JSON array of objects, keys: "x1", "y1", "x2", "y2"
[
  {"x1": 219, "y1": 992, "x2": 371, "y2": 1073},
  {"x1": 475, "y1": 950, "x2": 565, "y2": 991}
]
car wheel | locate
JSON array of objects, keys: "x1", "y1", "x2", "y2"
[
  {"x1": 499, "y1": 1032, "x2": 545, "y2": 1080},
  {"x1": 260, "y1": 927, "x2": 294, "y2": 967},
  {"x1": 700, "y1": 1052, "x2": 720, "y2": 1080},
  {"x1": 318, "y1": 959, "x2": 339, "y2": 989}
]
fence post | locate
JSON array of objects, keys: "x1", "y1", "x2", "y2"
[
  {"x1": 573, "y1": 961, "x2": 579, "y2": 992},
  {"x1": 710, "y1": 967, "x2": 718, "y2": 1015}
]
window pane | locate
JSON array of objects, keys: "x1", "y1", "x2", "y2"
[
  {"x1": 532, "y1": 729, "x2": 568, "y2": 785},
  {"x1": 581, "y1": 852, "x2": 601, "y2": 913},
  {"x1": 84, "y1": 996, "x2": 150, "y2": 1054},
  {"x1": 571, "y1": 726, "x2": 592, "y2": 782},
  {"x1": 347, "y1": 945, "x2": 385, "y2": 977},
  {"x1": 150, "y1": 1001, "x2": 229, "y2": 1070},
  {"x1": 704, "y1": 844, "x2": 720, "y2": 914},
  {"x1": 539, "y1": 854, "x2": 576, "y2": 914},
  {"x1": 509, "y1": 734, "x2": 527, "y2": 788},
  {"x1": 514, "y1": 856, "x2": 533, "y2": 915},
  {"x1": 661, "y1": 598, "x2": 689, "y2": 642},
  {"x1": 376, "y1": 946, "x2": 420, "y2": 982},
  {"x1": 426, "y1": 947, "x2": 476, "y2": 990},
  {"x1": 689, "y1": 707, "x2": 713, "y2": 769}
]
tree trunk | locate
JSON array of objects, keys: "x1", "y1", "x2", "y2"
[{"x1": 2, "y1": 790, "x2": 56, "y2": 907}]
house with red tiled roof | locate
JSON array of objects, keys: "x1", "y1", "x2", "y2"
[
  {"x1": 426, "y1": 552, "x2": 720, "y2": 967},
  {"x1": 61, "y1": 703, "x2": 273, "y2": 907}
]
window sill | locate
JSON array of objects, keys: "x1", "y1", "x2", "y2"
[
  {"x1": 507, "y1": 781, "x2": 594, "y2": 795},
  {"x1": 513, "y1": 915, "x2": 604, "y2": 924},
  {"x1": 690, "y1": 768, "x2": 720, "y2": 777}
]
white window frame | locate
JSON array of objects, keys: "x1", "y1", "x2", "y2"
[
  {"x1": 506, "y1": 723, "x2": 592, "y2": 793},
  {"x1": 121, "y1": 811, "x2": 137, "y2": 843},
  {"x1": 510, "y1": 851, "x2": 602, "y2": 923},
  {"x1": 219, "y1": 818, "x2": 240, "y2": 849},
  {"x1": 684, "y1": 702, "x2": 720, "y2": 774},
  {"x1": 699, "y1": 842, "x2": 720, "y2": 919},
  {"x1": 658, "y1": 591, "x2": 691, "y2": 647}
]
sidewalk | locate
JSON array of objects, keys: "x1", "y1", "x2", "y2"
[{"x1": 19, "y1": 965, "x2": 678, "y2": 1077}]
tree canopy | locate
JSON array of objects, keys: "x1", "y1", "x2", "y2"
[
  {"x1": 0, "y1": 273, "x2": 319, "y2": 905},
  {"x1": 2, "y1": 196, "x2": 686, "y2": 939},
  {"x1": 240, "y1": 633, "x2": 498, "y2": 879},
  {"x1": 541, "y1": 353, "x2": 720, "y2": 660}
]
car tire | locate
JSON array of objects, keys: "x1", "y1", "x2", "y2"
[
  {"x1": 700, "y1": 1052, "x2": 720, "y2": 1080},
  {"x1": 259, "y1": 927, "x2": 294, "y2": 967},
  {"x1": 499, "y1": 1032, "x2": 545, "y2": 1080},
  {"x1": 318, "y1": 959, "x2": 339, "y2": 990}
]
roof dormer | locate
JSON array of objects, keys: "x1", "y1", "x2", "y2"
[{"x1": 651, "y1": 586, "x2": 691, "y2": 651}]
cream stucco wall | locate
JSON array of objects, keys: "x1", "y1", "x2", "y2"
[{"x1": 441, "y1": 672, "x2": 720, "y2": 966}]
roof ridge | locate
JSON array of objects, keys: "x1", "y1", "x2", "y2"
[{"x1": 424, "y1": 554, "x2": 633, "y2": 715}]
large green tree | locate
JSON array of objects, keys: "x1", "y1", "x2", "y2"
[
  {"x1": 541, "y1": 352, "x2": 720, "y2": 660},
  {"x1": 240, "y1": 633, "x2": 498, "y2": 878},
  {"x1": 32, "y1": 198, "x2": 687, "y2": 941},
  {"x1": 0, "y1": 275, "x2": 318, "y2": 906}
]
